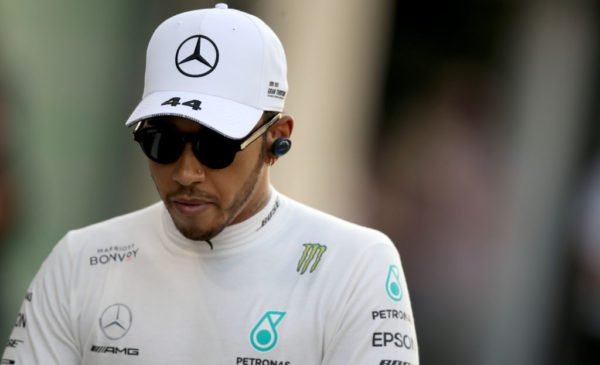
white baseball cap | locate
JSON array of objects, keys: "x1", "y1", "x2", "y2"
[{"x1": 125, "y1": 3, "x2": 288, "y2": 139}]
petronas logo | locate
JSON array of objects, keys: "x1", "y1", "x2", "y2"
[
  {"x1": 297, "y1": 243, "x2": 327, "y2": 274},
  {"x1": 250, "y1": 311, "x2": 286, "y2": 352},
  {"x1": 386, "y1": 265, "x2": 403, "y2": 302}
]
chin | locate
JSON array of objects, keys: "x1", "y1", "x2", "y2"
[{"x1": 174, "y1": 219, "x2": 226, "y2": 241}]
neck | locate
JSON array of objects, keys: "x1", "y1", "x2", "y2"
[{"x1": 231, "y1": 168, "x2": 271, "y2": 224}]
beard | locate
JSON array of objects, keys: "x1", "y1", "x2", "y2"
[{"x1": 162, "y1": 141, "x2": 267, "y2": 242}]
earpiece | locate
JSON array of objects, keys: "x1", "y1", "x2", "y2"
[{"x1": 271, "y1": 138, "x2": 292, "y2": 157}]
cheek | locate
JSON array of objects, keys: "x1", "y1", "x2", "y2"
[
  {"x1": 232, "y1": 140, "x2": 264, "y2": 176},
  {"x1": 210, "y1": 160, "x2": 248, "y2": 198},
  {"x1": 212, "y1": 143, "x2": 264, "y2": 196},
  {"x1": 148, "y1": 162, "x2": 174, "y2": 195}
]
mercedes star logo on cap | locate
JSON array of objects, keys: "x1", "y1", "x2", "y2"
[
  {"x1": 175, "y1": 35, "x2": 219, "y2": 77},
  {"x1": 99, "y1": 303, "x2": 133, "y2": 340}
]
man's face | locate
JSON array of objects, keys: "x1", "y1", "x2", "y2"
[{"x1": 148, "y1": 116, "x2": 270, "y2": 241}]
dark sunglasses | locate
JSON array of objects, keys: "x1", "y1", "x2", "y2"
[{"x1": 133, "y1": 113, "x2": 281, "y2": 169}]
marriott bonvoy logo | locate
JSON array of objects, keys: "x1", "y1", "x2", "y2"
[{"x1": 89, "y1": 244, "x2": 139, "y2": 266}]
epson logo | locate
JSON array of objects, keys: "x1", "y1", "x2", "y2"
[
  {"x1": 372, "y1": 332, "x2": 415, "y2": 350},
  {"x1": 90, "y1": 345, "x2": 139, "y2": 356},
  {"x1": 380, "y1": 361, "x2": 413, "y2": 365}
]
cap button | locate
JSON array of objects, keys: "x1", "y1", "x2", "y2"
[{"x1": 215, "y1": 3, "x2": 228, "y2": 9}]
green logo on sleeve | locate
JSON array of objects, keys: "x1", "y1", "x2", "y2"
[
  {"x1": 297, "y1": 243, "x2": 327, "y2": 274},
  {"x1": 386, "y1": 265, "x2": 403, "y2": 302},
  {"x1": 250, "y1": 311, "x2": 286, "y2": 352}
]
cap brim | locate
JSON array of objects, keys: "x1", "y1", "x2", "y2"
[{"x1": 125, "y1": 91, "x2": 263, "y2": 139}]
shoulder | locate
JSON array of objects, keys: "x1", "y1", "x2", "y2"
[
  {"x1": 59, "y1": 201, "x2": 164, "y2": 257},
  {"x1": 283, "y1": 195, "x2": 391, "y2": 242},
  {"x1": 280, "y1": 194, "x2": 397, "y2": 259},
  {"x1": 70, "y1": 201, "x2": 162, "y2": 234}
]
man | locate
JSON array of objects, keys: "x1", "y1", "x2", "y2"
[{"x1": 2, "y1": 4, "x2": 418, "y2": 364}]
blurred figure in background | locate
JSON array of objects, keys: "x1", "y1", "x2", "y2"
[
  {"x1": 572, "y1": 155, "x2": 600, "y2": 363},
  {"x1": 370, "y1": 66, "x2": 508, "y2": 364},
  {"x1": 369, "y1": 1, "x2": 600, "y2": 363}
]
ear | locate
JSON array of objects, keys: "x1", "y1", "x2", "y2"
[
  {"x1": 265, "y1": 114, "x2": 294, "y2": 164},
  {"x1": 268, "y1": 114, "x2": 294, "y2": 141}
]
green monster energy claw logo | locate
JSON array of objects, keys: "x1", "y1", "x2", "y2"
[
  {"x1": 297, "y1": 243, "x2": 327, "y2": 274},
  {"x1": 250, "y1": 311, "x2": 286, "y2": 352}
]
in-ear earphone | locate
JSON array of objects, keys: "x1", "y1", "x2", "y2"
[{"x1": 271, "y1": 138, "x2": 292, "y2": 157}]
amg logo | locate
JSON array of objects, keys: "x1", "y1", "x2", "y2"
[
  {"x1": 1, "y1": 359, "x2": 16, "y2": 364},
  {"x1": 90, "y1": 345, "x2": 139, "y2": 356},
  {"x1": 297, "y1": 243, "x2": 327, "y2": 274},
  {"x1": 380, "y1": 361, "x2": 413, "y2": 365}
]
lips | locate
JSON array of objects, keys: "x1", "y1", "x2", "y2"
[{"x1": 170, "y1": 197, "x2": 214, "y2": 216}]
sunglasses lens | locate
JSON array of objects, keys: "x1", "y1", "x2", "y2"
[
  {"x1": 136, "y1": 128, "x2": 183, "y2": 164},
  {"x1": 194, "y1": 132, "x2": 238, "y2": 169},
  {"x1": 135, "y1": 125, "x2": 239, "y2": 169}
]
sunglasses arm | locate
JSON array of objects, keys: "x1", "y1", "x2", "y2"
[
  {"x1": 132, "y1": 120, "x2": 147, "y2": 137},
  {"x1": 239, "y1": 113, "x2": 282, "y2": 150}
]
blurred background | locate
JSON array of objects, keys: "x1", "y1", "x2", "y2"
[{"x1": 1, "y1": 0, "x2": 599, "y2": 364}]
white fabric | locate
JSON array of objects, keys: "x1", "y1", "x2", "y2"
[
  {"x1": 2, "y1": 191, "x2": 419, "y2": 364},
  {"x1": 126, "y1": 5, "x2": 288, "y2": 139}
]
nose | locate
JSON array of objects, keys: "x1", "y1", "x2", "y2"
[{"x1": 172, "y1": 143, "x2": 206, "y2": 186}]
